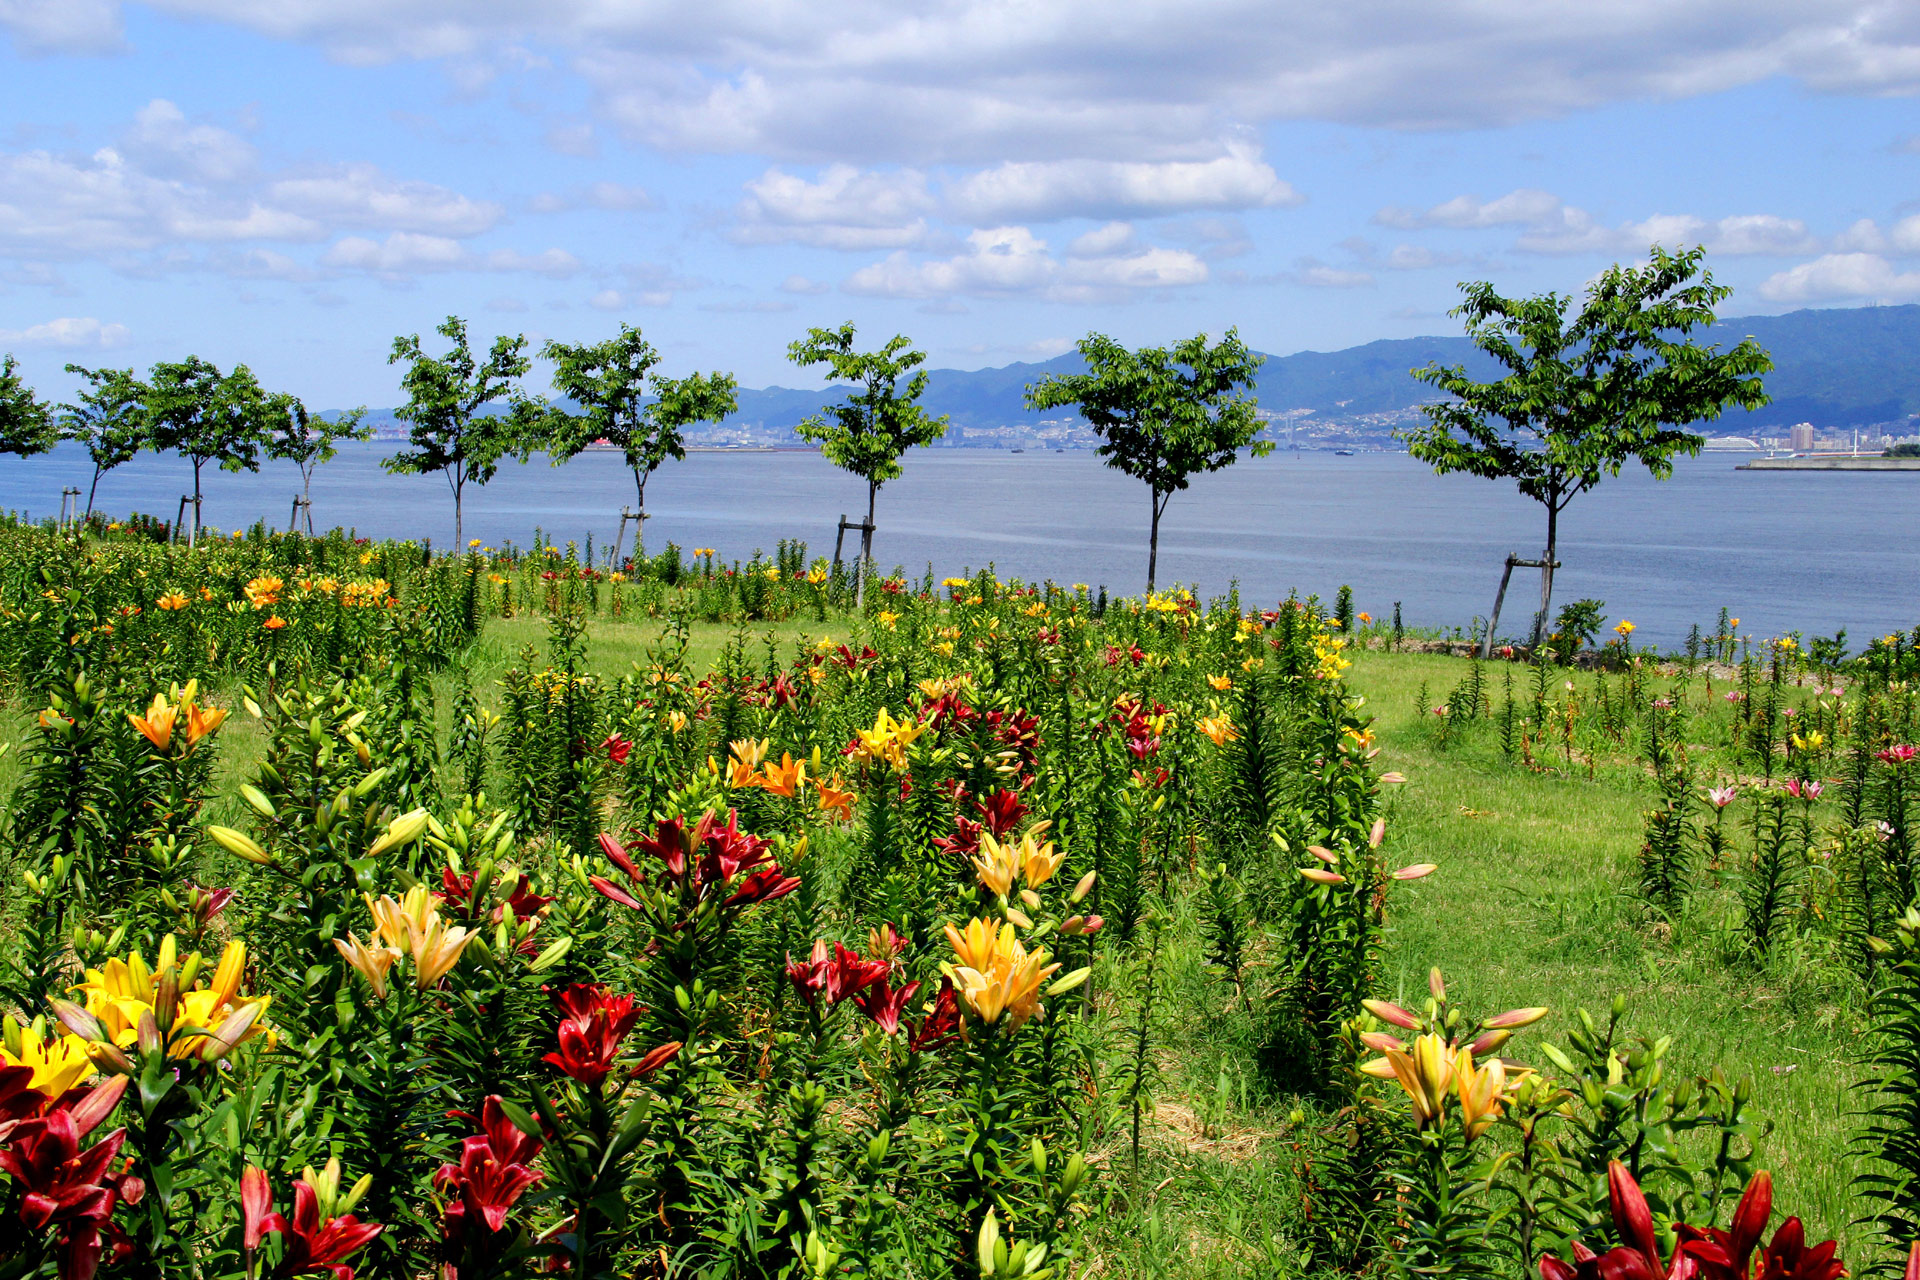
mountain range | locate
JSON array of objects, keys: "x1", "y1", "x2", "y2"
[
  {"x1": 720, "y1": 303, "x2": 1920, "y2": 439},
  {"x1": 362, "y1": 303, "x2": 1920, "y2": 440}
]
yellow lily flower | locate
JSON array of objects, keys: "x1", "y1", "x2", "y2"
[
  {"x1": 1, "y1": 1021, "x2": 93, "y2": 1095},
  {"x1": 332, "y1": 934, "x2": 400, "y2": 999},
  {"x1": 128, "y1": 693, "x2": 178, "y2": 752},
  {"x1": 1017, "y1": 835, "x2": 1065, "y2": 890},
  {"x1": 971, "y1": 832, "x2": 1020, "y2": 898}
]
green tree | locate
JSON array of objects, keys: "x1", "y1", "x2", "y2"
[
  {"x1": 1026, "y1": 329, "x2": 1267, "y2": 592},
  {"x1": 1398, "y1": 245, "x2": 1771, "y2": 645},
  {"x1": 59, "y1": 364, "x2": 148, "y2": 518},
  {"x1": 788, "y1": 324, "x2": 950, "y2": 593},
  {"x1": 542, "y1": 323, "x2": 738, "y2": 559},
  {"x1": 0, "y1": 354, "x2": 59, "y2": 491},
  {"x1": 145, "y1": 356, "x2": 277, "y2": 546},
  {"x1": 267, "y1": 397, "x2": 370, "y2": 533},
  {"x1": 384, "y1": 315, "x2": 542, "y2": 549}
]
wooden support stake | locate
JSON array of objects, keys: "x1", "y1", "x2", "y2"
[
  {"x1": 1482, "y1": 553, "x2": 1560, "y2": 659},
  {"x1": 613, "y1": 506, "x2": 648, "y2": 564}
]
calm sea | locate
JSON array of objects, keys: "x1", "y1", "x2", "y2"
[{"x1": 1, "y1": 443, "x2": 1910, "y2": 649}]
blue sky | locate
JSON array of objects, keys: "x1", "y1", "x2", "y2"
[{"x1": 1, "y1": 1, "x2": 1917, "y2": 406}]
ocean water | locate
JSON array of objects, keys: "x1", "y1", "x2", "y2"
[{"x1": 1, "y1": 442, "x2": 1911, "y2": 649}]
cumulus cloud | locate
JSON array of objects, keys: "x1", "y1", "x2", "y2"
[
  {"x1": 22, "y1": 4, "x2": 1920, "y2": 163},
  {"x1": 1379, "y1": 188, "x2": 1824, "y2": 257},
  {"x1": 732, "y1": 165, "x2": 934, "y2": 249},
  {"x1": 265, "y1": 165, "x2": 501, "y2": 236},
  {"x1": 1759, "y1": 252, "x2": 1920, "y2": 302},
  {"x1": 320, "y1": 234, "x2": 579, "y2": 277},
  {"x1": 844, "y1": 225, "x2": 1206, "y2": 302},
  {"x1": 0, "y1": 316, "x2": 129, "y2": 348},
  {"x1": 1376, "y1": 188, "x2": 1568, "y2": 230},
  {"x1": 945, "y1": 143, "x2": 1300, "y2": 223},
  {"x1": 0, "y1": 0, "x2": 121, "y2": 54},
  {"x1": 121, "y1": 99, "x2": 256, "y2": 184}
]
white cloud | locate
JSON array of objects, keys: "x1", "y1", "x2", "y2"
[
  {"x1": 779, "y1": 274, "x2": 829, "y2": 295},
  {"x1": 945, "y1": 143, "x2": 1301, "y2": 223},
  {"x1": 1380, "y1": 189, "x2": 1825, "y2": 257},
  {"x1": 1065, "y1": 221, "x2": 1137, "y2": 258},
  {"x1": 845, "y1": 225, "x2": 1206, "y2": 301},
  {"x1": 0, "y1": 316, "x2": 129, "y2": 348},
  {"x1": 1827, "y1": 214, "x2": 1920, "y2": 255},
  {"x1": 1376, "y1": 189, "x2": 1568, "y2": 230},
  {"x1": 321, "y1": 232, "x2": 467, "y2": 273},
  {"x1": 121, "y1": 99, "x2": 256, "y2": 185},
  {"x1": 733, "y1": 165, "x2": 933, "y2": 249},
  {"x1": 529, "y1": 181, "x2": 652, "y2": 214},
  {"x1": 0, "y1": 0, "x2": 121, "y2": 54},
  {"x1": 484, "y1": 247, "x2": 580, "y2": 276},
  {"x1": 31, "y1": 3, "x2": 1920, "y2": 162},
  {"x1": 266, "y1": 164, "x2": 501, "y2": 236},
  {"x1": 588, "y1": 287, "x2": 672, "y2": 310},
  {"x1": 1292, "y1": 263, "x2": 1375, "y2": 289},
  {"x1": 320, "y1": 234, "x2": 579, "y2": 277},
  {"x1": 1759, "y1": 252, "x2": 1920, "y2": 302}
]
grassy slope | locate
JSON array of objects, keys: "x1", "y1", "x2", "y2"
[
  {"x1": 1352, "y1": 651, "x2": 1860, "y2": 1250},
  {"x1": 0, "y1": 617, "x2": 1868, "y2": 1269}
]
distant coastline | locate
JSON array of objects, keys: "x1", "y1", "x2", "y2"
[{"x1": 1735, "y1": 456, "x2": 1920, "y2": 471}]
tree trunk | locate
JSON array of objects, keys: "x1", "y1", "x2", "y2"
[
  {"x1": 856, "y1": 480, "x2": 877, "y2": 610},
  {"x1": 452, "y1": 471, "x2": 464, "y2": 551},
  {"x1": 1146, "y1": 486, "x2": 1162, "y2": 594},
  {"x1": 1532, "y1": 500, "x2": 1560, "y2": 648},
  {"x1": 303, "y1": 467, "x2": 315, "y2": 536},
  {"x1": 633, "y1": 469, "x2": 648, "y2": 561},
  {"x1": 85, "y1": 464, "x2": 102, "y2": 519},
  {"x1": 189, "y1": 458, "x2": 203, "y2": 548}
]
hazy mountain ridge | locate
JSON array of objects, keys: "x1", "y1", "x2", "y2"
[{"x1": 356, "y1": 304, "x2": 1920, "y2": 440}]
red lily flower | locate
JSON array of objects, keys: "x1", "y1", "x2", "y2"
[
  {"x1": 595, "y1": 813, "x2": 798, "y2": 912},
  {"x1": 907, "y1": 979, "x2": 963, "y2": 1052},
  {"x1": 973, "y1": 788, "x2": 1028, "y2": 838},
  {"x1": 786, "y1": 941, "x2": 889, "y2": 1007},
  {"x1": 853, "y1": 978, "x2": 923, "y2": 1034},
  {"x1": 1540, "y1": 1162, "x2": 1843, "y2": 1280},
  {"x1": 0, "y1": 1112, "x2": 125, "y2": 1234},
  {"x1": 602, "y1": 733, "x2": 632, "y2": 765},
  {"x1": 434, "y1": 1097, "x2": 544, "y2": 1240},
  {"x1": 243, "y1": 1168, "x2": 384, "y2": 1280},
  {"x1": 542, "y1": 984, "x2": 644, "y2": 1088},
  {"x1": 933, "y1": 814, "x2": 983, "y2": 862}
]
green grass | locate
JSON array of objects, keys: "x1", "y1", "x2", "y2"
[
  {"x1": 0, "y1": 615, "x2": 1876, "y2": 1272},
  {"x1": 1352, "y1": 650, "x2": 1863, "y2": 1250}
]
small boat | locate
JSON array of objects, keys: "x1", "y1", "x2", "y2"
[
  {"x1": 1010, "y1": 448, "x2": 1024, "y2": 454},
  {"x1": 1334, "y1": 449, "x2": 1355, "y2": 456}
]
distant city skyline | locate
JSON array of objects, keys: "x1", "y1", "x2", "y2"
[{"x1": 1, "y1": 3, "x2": 1917, "y2": 405}]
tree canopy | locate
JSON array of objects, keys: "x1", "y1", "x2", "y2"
[
  {"x1": 1399, "y1": 244, "x2": 1773, "y2": 642},
  {"x1": 384, "y1": 315, "x2": 542, "y2": 547},
  {"x1": 60, "y1": 364, "x2": 148, "y2": 516},
  {"x1": 0, "y1": 354, "x2": 59, "y2": 461},
  {"x1": 788, "y1": 324, "x2": 949, "y2": 491},
  {"x1": 543, "y1": 323, "x2": 738, "y2": 508},
  {"x1": 1026, "y1": 329, "x2": 1267, "y2": 591}
]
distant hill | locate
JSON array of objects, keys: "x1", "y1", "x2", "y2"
[{"x1": 355, "y1": 303, "x2": 1920, "y2": 438}]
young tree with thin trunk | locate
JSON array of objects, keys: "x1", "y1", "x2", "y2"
[
  {"x1": 59, "y1": 364, "x2": 148, "y2": 518},
  {"x1": 787, "y1": 324, "x2": 949, "y2": 593},
  {"x1": 1398, "y1": 245, "x2": 1772, "y2": 646},
  {"x1": 145, "y1": 356, "x2": 276, "y2": 546},
  {"x1": 384, "y1": 316, "x2": 543, "y2": 550},
  {"x1": 0, "y1": 354, "x2": 59, "y2": 492},
  {"x1": 267, "y1": 397, "x2": 370, "y2": 533},
  {"x1": 542, "y1": 324, "x2": 738, "y2": 560},
  {"x1": 1026, "y1": 329, "x2": 1267, "y2": 593}
]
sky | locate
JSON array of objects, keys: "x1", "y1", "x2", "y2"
[{"x1": 0, "y1": 1, "x2": 1917, "y2": 407}]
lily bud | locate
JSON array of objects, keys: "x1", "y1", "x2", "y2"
[
  {"x1": 368, "y1": 808, "x2": 432, "y2": 858},
  {"x1": 1392, "y1": 863, "x2": 1438, "y2": 880},
  {"x1": 1483, "y1": 1006, "x2": 1550, "y2": 1030},
  {"x1": 1300, "y1": 867, "x2": 1345, "y2": 884},
  {"x1": 1361, "y1": 999, "x2": 1421, "y2": 1030},
  {"x1": 1069, "y1": 869, "x2": 1096, "y2": 902},
  {"x1": 208, "y1": 825, "x2": 273, "y2": 865}
]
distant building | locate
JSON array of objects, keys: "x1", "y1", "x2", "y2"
[{"x1": 1789, "y1": 422, "x2": 1815, "y2": 452}]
